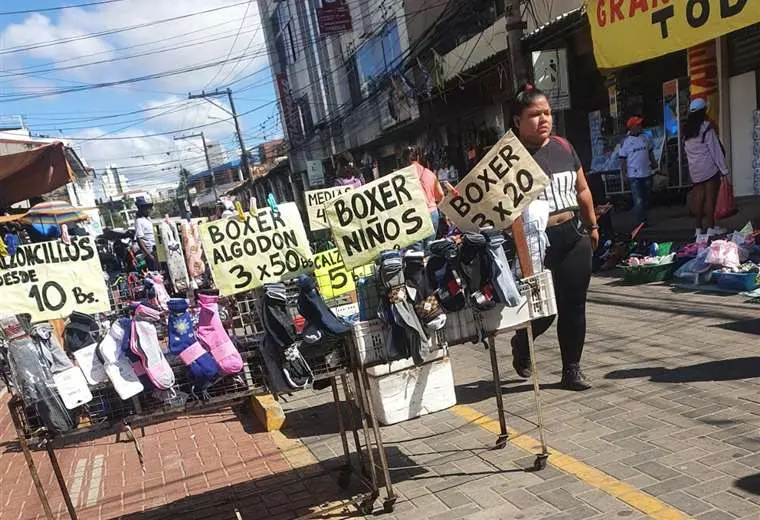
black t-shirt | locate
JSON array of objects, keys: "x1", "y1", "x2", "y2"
[{"x1": 530, "y1": 137, "x2": 582, "y2": 214}]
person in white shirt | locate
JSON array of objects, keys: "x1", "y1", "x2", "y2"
[
  {"x1": 134, "y1": 197, "x2": 158, "y2": 271},
  {"x1": 619, "y1": 116, "x2": 656, "y2": 226}
]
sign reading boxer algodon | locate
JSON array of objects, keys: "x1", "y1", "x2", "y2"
[
  {"x1": 199, "y1": 202, "x2": 313, "y2": 296},
  {"x1": 0, "y1": 236, "x2": 110, "y2": 321},
  {"x1": 439, "y1": 130, "x2": 550, "y2": 232},
  {"x1": 324, "y1": 166, "x2": 434, "y2": 269},
  {"x1": 305, "y1": 186, "x2": 352, "y2": 230}
]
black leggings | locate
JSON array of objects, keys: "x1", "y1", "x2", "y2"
[{"x1": 514, "y1": 217, "x2": 592, "y2": 368}]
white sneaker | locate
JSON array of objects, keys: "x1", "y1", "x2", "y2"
[{"x1": 707, "y1": 226, "x2": 728, "y2": 236}]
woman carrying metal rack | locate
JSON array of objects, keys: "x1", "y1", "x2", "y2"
[{"x1": 509, "y1": 83, "x2": 599, "y2": 391}]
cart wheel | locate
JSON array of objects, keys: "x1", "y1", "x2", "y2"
[
  {"x1": 534, "y1": 454, "x2": 548, "y2": 471},
  {"x1": 383, "y1": 498, "x2": 396, "y2": 513},
  {"x1": 337, "y1": 468, "x2": 351, "y2": 490},
  {"x1": 359, "y1": 498, "x2": 375, "y2": 515}
]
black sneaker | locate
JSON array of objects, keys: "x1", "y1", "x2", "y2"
[
  {"x1": 511, "y1": 337, "x2": 532, "y2": 379},
  {"x1": 560, "y1": 364, "x2": 592, "y2": 391}
]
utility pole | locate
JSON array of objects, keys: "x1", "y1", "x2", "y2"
[
  {"x1": 187, "y1": 88, "x2": 252, "y2": 182},
  {"x1": 175, "y1": 132, "x2": 216, "y2": 200},
  {"x1": 505, "y1": 0, "x2": 529, "y2": 91}
]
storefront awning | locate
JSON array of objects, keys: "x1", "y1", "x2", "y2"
[
  {"x1": 589, "y1": 2, "x2": 760, "y2": 69},
  {"x1": 439, "y1": 17, "x2": 507, "y2": 82},
  {"x1": 0, "y1": 142, "x2": 75, "y2": 207}
]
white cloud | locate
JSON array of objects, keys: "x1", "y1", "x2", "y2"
[{"x1": 1, "y1": 0, "x2": 268, "y2": 92}]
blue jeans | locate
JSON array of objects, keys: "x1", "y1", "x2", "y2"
[
  {"x1": 411, "y1": 210, "x2": 440, "y2": 252},
  {"x1": 630, "y1": 178, "x2": 651, "y2": 224}
]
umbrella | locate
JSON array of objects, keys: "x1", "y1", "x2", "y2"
[{"x1": 21, "y1": 200, "x2": 91, "y2": 225}]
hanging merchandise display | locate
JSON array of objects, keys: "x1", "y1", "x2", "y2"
[{"x1": 158, "y1": 218, "x2": 190, "y2": 293}]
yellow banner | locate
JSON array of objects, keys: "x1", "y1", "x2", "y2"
[
  {"x1": 0, "y1": 237, "x2": 110, "y2": 321},
  {"x1": 199, "y1": 203, "x2": 313, "y2": 296},
  {"x1": 324, "y1": 166, "x2": 434, "y2": 270},
  {"x1": 312, "y1": 248, "x2": 373, "y2": 299},
  {"x1": 305, "y1": 186, "x2": 352, "y2": 231},
  {"x1": 589, "y1": 0, "x2": 760, "y2": 69}
]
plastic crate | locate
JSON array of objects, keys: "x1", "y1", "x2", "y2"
[
  {"x1": 519, "y1": 270, "x2": 557, "y2": 320},
  {"x1": 352, "y1": 319, "x2": 447, "y2": 366},
  {"x1": 714, "y1": 271, "x2": 759, "y2": 292},
  {"x1": 620, "y1": 262, "x2": 675, "y2": 284}
]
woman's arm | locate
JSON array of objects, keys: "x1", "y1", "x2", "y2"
[
  {"x1": 705, "y1": 127, "x2": 729, "y2": 176},
  {"x1": 575, "y1": 167, "x2": 599, "y2": 250},
  {"x1": 433, "y1": 177, "x2": 445, "y2": 203}
]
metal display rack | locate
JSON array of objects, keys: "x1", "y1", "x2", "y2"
[{"x1": 1, "y1": 273, "x2": 397, "y2": 520}]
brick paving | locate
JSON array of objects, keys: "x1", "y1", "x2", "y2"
[
  {"x1": 0, "y1": 401, "x2": 352, "y2": 520},
  {"x1": 4, "y1": 277, "x2": 760, "y2": 519}
]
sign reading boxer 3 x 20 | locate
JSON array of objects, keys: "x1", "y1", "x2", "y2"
[
  {"x1": 199, "y1": 202, "x2": 313, "y2": 296},
  {"x1": 0, "y1": 236, "x2": 110, "y2": 321},
  {"x1": 324, "y1": 166, "x2": 434, "y2": 270},
  {"x1": 439, "y1": 130, "x2": 550, "y2": 232}
]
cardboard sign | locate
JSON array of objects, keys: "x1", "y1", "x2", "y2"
[
  {"x1": 311, "y1": 248, "x2": 373, "y2": 299},
  {"x1": 438, "y1": 130, "x2": 550, "y2": 232},
  {"x1": 324, "y1": 166, "x2": 434, "y2": 269},
  {"x1": 199, "y1": 202, "x2": 313, "y2": 296},
  {"x1": 0, "y1": 237, "x2": 110, "y2": 321},
  {"x1": 305, "y1": 186, "x2": 352, "y2": 231}
]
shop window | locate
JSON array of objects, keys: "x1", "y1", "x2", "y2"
[
  {"x1": 272, "y1": 1, "x2": 297, "y2": 66},
  {"x1": 353, "y1": 22, "x2": 402, "y2": 100}
]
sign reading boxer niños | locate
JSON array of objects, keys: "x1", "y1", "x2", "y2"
[
  {"x1": 305, "y1": 186, "x2": 352, "y2": 231},
  {"x1": 439, "y1": 130, "x2": 550, "y2": 232},
  {"x1": 0, "y1": 236, "x2": 110, "y2": 321},
  {"x1": 325, "y1": 166, "x2": 433, "y2": 269},
  {"x1": 199, "y1": 202, "x2": 312, "y2": 295}
]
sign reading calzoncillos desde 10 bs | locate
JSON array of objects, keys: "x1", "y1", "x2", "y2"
[{"x1": 0, "y1": 236, "x2": 110, "y2": 321}]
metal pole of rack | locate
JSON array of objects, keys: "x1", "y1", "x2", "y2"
[
  {"x1": 8, "y1": 399, "x2": 55, "y2": 520},
  {"x1": 46, "y1": 439, "x2": 79, "y2": 520}
]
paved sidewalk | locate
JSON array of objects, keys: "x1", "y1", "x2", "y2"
[
  {"x1": 0, "y1": 402, "x2": 353, "y2": 520},
  {"x1": 284, "y1": 278, "x2": 760, "y2": 520}
]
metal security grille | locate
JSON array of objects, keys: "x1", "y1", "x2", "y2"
[{"x1": 728, "y1": 23, "x2": 760, "y2": 78}]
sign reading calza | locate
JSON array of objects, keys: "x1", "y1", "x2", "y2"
[
  {"x1": 438, "y1": 130, "x2": 550, "y2": 232},
  {"x1": 324, "y1": 166, "x2": 433, "y2": 269}
]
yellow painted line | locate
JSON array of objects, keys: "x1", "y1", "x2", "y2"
[{"x1": 450, "y1": 405, "x2": 694, "y2": 520}]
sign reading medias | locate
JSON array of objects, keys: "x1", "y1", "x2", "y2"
[
  {"x1": 325, "y1": 166, "x2": 434, "y2": 270},
  {"x1": 199, "y1": 202, "x2": 313, "y2": 296},
  {"x1": 305, "y1": 186, "x2": 352, "y2": 231},
  {"x1": 439, "y1": 130, "x2": 550, "y2": 232},
  {"x1": 0, "y1": 237, "x2": 109, "y2": 321}
]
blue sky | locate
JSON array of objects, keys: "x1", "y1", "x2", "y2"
[{"x1": 0, "y1": 0, "x2": 279, "y2": 193}]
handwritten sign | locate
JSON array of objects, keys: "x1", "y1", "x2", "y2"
[
  {"x1": 324, "y1": 166, "x2": 434, "y2": 269},
  {"x1": 311, "y1": 248, "x2": 373, "y2": 299},
  {"x1": 305, "y1": 186, "x2": 352, "y2": 231},
  {"x1": 0, "y1": 237, "x2": 109, "y2": 321},
  {"x1": 199, "y1": 203, "x2": 313, "y2": 296},
  {"x1": 438, "y1": 130, "x2": 550, "y2": 232}
]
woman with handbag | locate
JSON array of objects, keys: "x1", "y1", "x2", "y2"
[{"x1": 683, "y1": 98, "x2": 730, "y2": 237}]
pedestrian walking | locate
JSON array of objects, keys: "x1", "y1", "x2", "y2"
[
  {"x1": 404, "y1": 146, "x2": 444, "y2": 251},
  {"x1": 333, "y1": 154, "x2": 364, "y2": 189},
  {"x1": 619, "y1": 116, "x2": 655, "y2": 227},
  {"x1": 134, "y1": 197, "x2": 159, "y2": 271},
  {"x1": 683, "y1": 98, "x2": 729, "y2": 237},
  {"x1": 509, "y1": 83, "x2": 599, "y2": 391}
]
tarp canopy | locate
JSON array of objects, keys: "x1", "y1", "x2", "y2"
[{"x1": 0, "y1": 142, "x2": 75, "y2": 207}]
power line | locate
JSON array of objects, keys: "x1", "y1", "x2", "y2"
[
  {"x1": 0, "y1": 0, "x2": 129, "y2": 15},
  {"x1": 202, "y1": 0, "x2": 255, "y2": 90}
]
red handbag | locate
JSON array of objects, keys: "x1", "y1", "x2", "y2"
[{"x1": 715, "y1": 176, "x2": 738, "y2": 221}]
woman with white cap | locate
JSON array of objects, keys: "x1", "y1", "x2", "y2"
[{"x1": 683, "y1": 98, "x2": 729, "y2": 237}]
